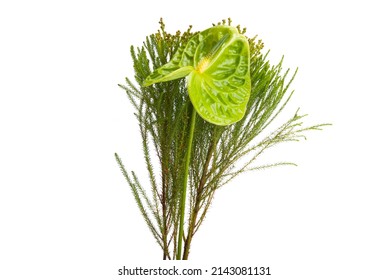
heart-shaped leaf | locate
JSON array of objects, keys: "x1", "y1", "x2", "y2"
[{"x1": 144, "y1": 25, "x2": 250, "y2": 126}]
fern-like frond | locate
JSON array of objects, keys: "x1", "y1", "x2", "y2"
[
  {"x1": 114, "y1": 153, "x2": 163, "y2": 248},
  {"x1": 116, "y1": 19, "x2": 329, "y2": 259}
]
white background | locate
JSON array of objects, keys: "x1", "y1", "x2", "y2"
[{"x1": 1, "y1": 0, "x2": 388, "y2": 279}]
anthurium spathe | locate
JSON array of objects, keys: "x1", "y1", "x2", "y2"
[{"x1": 143, "y1": 25, "x2": 251, "y2": 126}]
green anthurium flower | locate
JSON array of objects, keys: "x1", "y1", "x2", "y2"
[{"x1": 143, "y1": 25, "x2": 251, "y2": 126}]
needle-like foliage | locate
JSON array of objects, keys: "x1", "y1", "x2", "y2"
[{"x1": 115, "y1": 18, "x2": 329, "y2": 260}]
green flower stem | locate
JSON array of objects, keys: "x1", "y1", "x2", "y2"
[
  {"x1": 176, "y1": 104, "x2": 197, "y2": 260},
  {"x1": 183, "y1": 136, "x2": 215, "y2": 260}
]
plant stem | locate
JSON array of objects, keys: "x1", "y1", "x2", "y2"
[
  {"x1": 176, "y1": 104, "x2": 196, "y2": 260},
  {"x1": 183, "y1": 132, "x2": 216, "y2": 260}
]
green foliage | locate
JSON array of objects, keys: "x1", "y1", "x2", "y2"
[{"x1": 116, "y1": 18, "x2": 329, "y2": 260}]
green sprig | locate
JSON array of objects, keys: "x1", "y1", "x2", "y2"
[{"x1": 116, "y1": 19, "x2": 329, "y2": 260}]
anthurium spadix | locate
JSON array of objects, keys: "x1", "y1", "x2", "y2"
[{"x1": 143, "y1": 25, "x2": 251, "y2": 126}]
